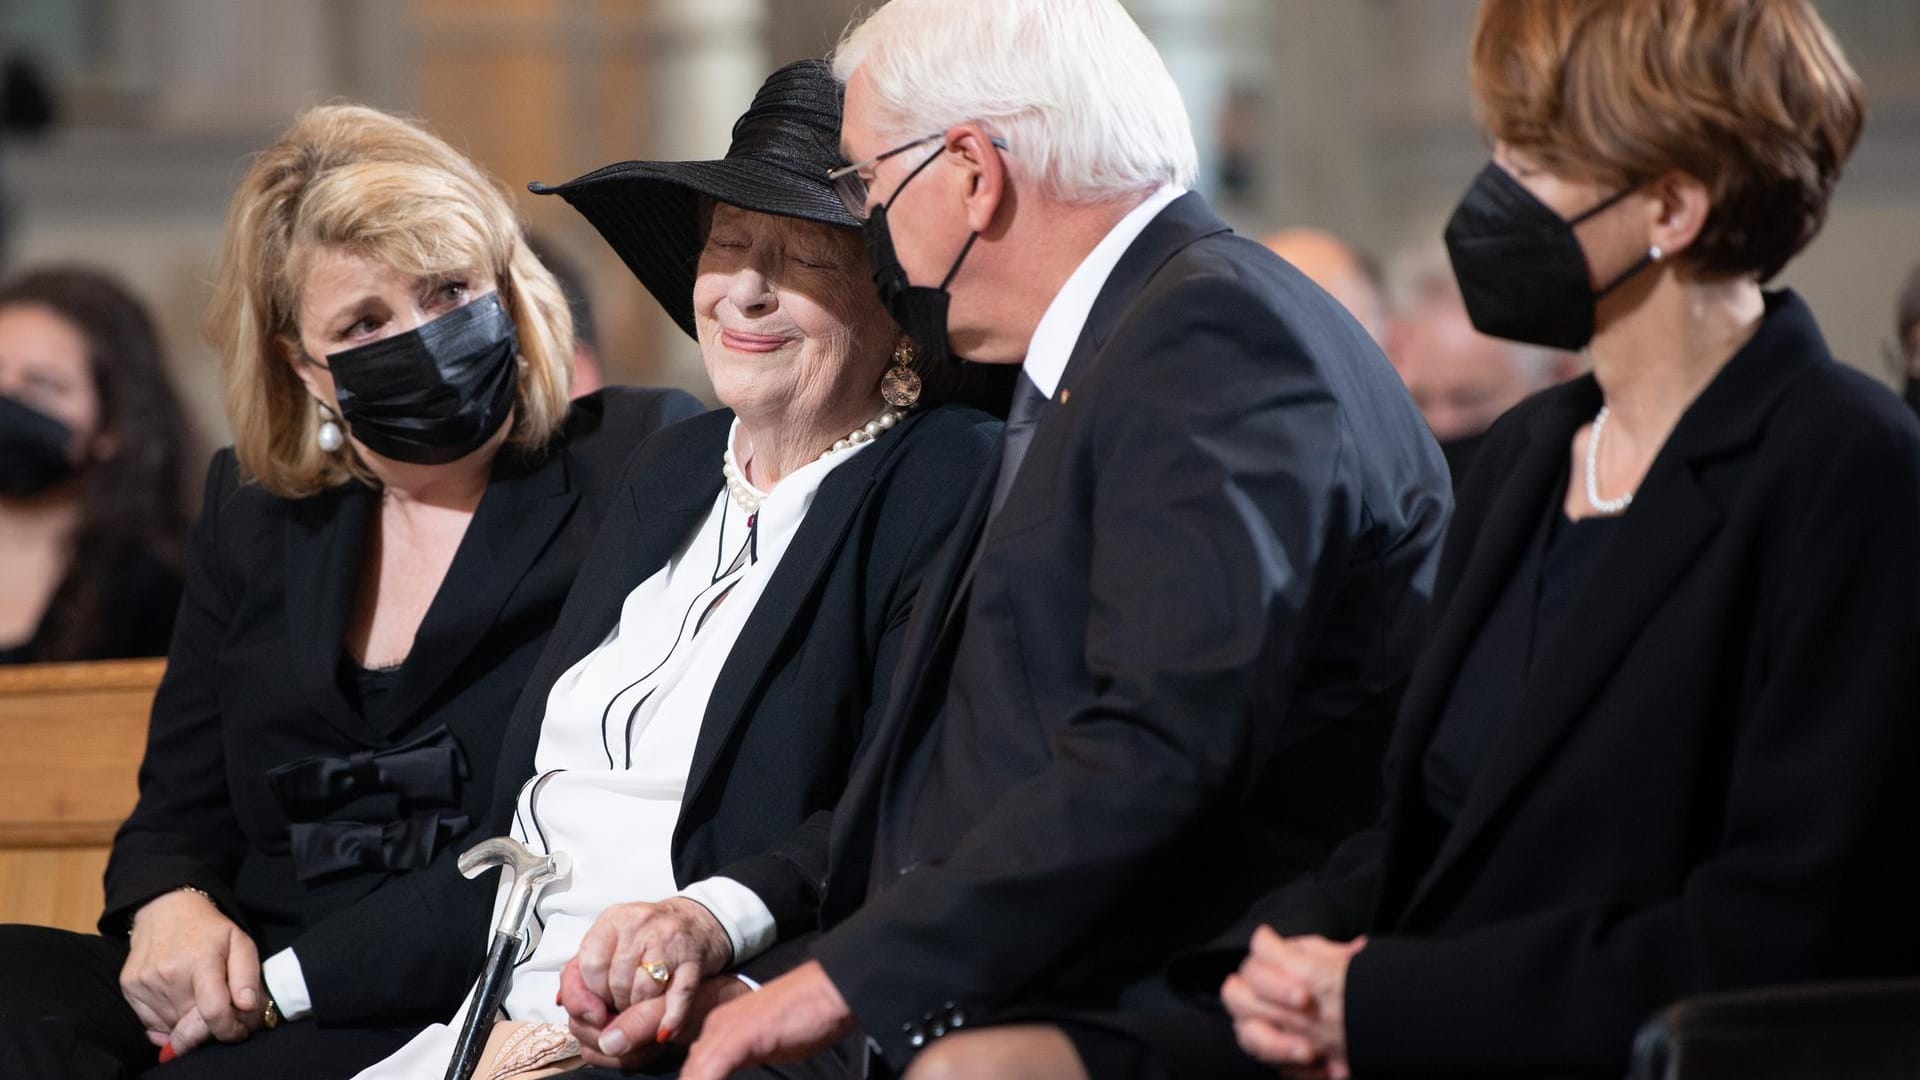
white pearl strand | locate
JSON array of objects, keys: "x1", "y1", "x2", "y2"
[
  {"x1": 721, "y1": 405, "x2": 904, "y2": 517},
  {"x1": 1584, "y1": 405, "x2": 1634, "y2": 515}
]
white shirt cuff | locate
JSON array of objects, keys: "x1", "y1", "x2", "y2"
[
  {"x1": 261, "y1": 947, "x2": 314, "y2": 1021},
  {"x1": 675, "y1": 876, "x2": 778, "y2": 967}
]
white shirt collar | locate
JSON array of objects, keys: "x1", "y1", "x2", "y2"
[{"x1": 1020, "y1": 184, "x2": 1185, "y2": 399}]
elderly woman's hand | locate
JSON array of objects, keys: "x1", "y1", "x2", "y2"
[
  {"x1": 560, "y1": 957, "x2": 750, "y2": 1068},
  {"x1": 572, "y1": 897, "x2": 733, "y2": 1037},
  {"x1": 1221, "y1": 927, "x2": 1366, "y2": 1079}
]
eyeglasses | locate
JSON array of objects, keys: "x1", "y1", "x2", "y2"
[{"x1": 827, "y1": 131, "x2": 1009, "y2": 220}]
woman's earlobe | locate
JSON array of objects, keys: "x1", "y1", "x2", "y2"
[{"x1": 1652, "y1": 171, "x2": 1711, "y2": 257}]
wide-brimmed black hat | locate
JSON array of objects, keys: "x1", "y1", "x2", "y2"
[{"x1": 530, "y1": 59, "x2": 858, "y2": 339}]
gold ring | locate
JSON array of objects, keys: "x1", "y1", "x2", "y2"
[{"x1": 642, "y1": 960, "x2": 671, "y2": 986}]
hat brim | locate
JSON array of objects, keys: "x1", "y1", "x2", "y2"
[{"x1": 531, "y1": 157, "x2": 861, "y2": 339}]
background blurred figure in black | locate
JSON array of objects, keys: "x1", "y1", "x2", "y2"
[
  {"x1": 1385, "y1": 243, "x2": 1578, "y2": 481},
  {"x1": 1895, "y1": 262, "x2": 1920, "y2": 416},
  {"x1": 525, "y1": 233, "x2": 606, "y2": 399},
  {"x1": 0, "y1": 265, "x2": 190, "y2": 662}
]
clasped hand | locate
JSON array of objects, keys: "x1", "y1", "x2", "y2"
[
  {"x1": 556, "y1": 896, "x2": 738, "y2": 1069},
  {"x1": 1220, "y1": 927, "x2": 1366, "y2": 1079},
  {"x1": 120, "y1": 889, "x2": 265, "y2": 1059}
]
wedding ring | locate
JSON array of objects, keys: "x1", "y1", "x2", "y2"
[{"x1": 641, "y1": 960, "x2": 671, "y2": 986}]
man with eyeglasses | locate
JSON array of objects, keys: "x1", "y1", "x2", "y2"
[{"x1": 683, "y1": 2, "x2": 1449, "y2": 1078}]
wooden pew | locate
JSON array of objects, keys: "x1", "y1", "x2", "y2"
[{"x1": 0, "y1": 658, "x2": 162, "y2": 932}]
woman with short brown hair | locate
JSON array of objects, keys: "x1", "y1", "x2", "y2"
[
  {"x1": 1197, "y1": 1, "x2": 1920, "y2": 1077},
  {"x1": 929, "y1": 3, "x2": 1920, "y2": 1078}
]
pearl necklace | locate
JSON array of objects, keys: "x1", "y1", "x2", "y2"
[
  {"x1": 1584, "y1": 405, "x2": 1633, "y2": 515},
  {"x1": 722, "y1": 405, "x2": 904, "y2": 517}
]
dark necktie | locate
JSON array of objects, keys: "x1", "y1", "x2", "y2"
[
  {"x1": 989, "y1": 372, "x2": 1050, "y2": 517},
  {"x1": 939, "y1": 372, "x2": 1050, "y2": 640}
]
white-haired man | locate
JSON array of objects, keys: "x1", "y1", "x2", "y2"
[{"x1": 683, "y1": 2, "x2": 1450, "y2": 1077}]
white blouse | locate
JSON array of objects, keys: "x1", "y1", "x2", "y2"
[{"x1": 353, "y1": 420, "x2": 874, "y2": 1079}]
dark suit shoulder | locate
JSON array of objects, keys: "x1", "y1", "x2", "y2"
[
  {"x1": 1102, "y1": 232, "x2": 1387, "y2": 400},
  {"x1": 1766, "y1": 356, "x2": 1920, "y2": 474},
  {"x1": 196, "y1": 447, "x2": 290, "y2": 571}
]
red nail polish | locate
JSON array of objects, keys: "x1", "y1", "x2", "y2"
[
  {"x1": 157, "y1": 1044, "x2": 177, "y2": 1064},
  {"x1": 657, "y1": 1027, "x2": 673, "y2": 1045},
  {"x1": 556, "y1": 991, "x2": 563, "y2": 1006}
]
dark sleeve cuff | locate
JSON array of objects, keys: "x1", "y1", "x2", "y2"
[
  {"x1": 99, "y1": 856, "x2": 242, "y2": 937},
  {"x1": 711, "y1": 849, "x2": 824, "y2": 941},
  {"x1": 288, "y1": 859, "x2": 492, "y2": 1025}
]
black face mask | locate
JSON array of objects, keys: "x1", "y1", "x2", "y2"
[
  {"x1": 322, "y1": 292, "x2": 520, "y2": 466},
  {"x1": 1444, "y1": 163, "x2": 1655, "y2": 352},
  {"x1": 0, "y1": 394, "x2": 76, "y2": 497},
  {"x1": 862, "y1": 148, "x2": 980, "y2": 367}
]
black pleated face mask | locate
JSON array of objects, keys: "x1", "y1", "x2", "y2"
[
  {"x1": 1443, "y1": 163, "x2": 1653, "y2": 352},
  {"x1": 0, "y1": 394, "x2": 76, "y2": 496},
  {"x1": 322, "y1": 292, "x2": 520, "y2": 466},
  {"x1": 860, "y1": 141, "x2": 995, "y2": 368}
]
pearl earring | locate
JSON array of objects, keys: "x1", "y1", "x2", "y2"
[
  {"x1": 1648, "y1": 244, "x2": 1664, "y2": 263},
  {"x1": 317, "y1": 405, "x2": 344, "y2": 453}
]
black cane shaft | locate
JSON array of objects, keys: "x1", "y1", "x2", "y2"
[{"x1": 443, "y1": 930, "x2": 517, "y2": 1080}]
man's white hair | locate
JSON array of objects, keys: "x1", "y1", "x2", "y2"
[{"x1": 832, "y1": 0, "x2": 1199, "y2": 204}]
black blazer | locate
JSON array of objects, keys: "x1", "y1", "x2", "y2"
[
  {"x1": 1200, "y1": 291, "x2": 1920, "y2": 1078},
  {"x1": 808, "y1": 193, "x2": 1452, "y2": 1063},
  {"x1": 293, "y1": 404, "x2": 998, "y2": 1025},
  {"x1": 101, "y1": 387, "x2": 702, "y2": 1015}
]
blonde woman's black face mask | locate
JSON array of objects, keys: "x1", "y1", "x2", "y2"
[{"x1": 321, "y1": 292, "x2": 520, "y2": 465}]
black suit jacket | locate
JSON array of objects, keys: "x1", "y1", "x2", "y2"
[
  {"x1": 1201, "y1": 291, "x2": 1920, "y2": 1078},
  {"x1": 293, "y1": 404, "x2": 998, "y2": 1024},
  {"x1": 100, "y1": 387, "x2": 702, "y2": 1016},
  {"x1": 808, "y1": 193, "x2": 1452, "y2": 1062}
]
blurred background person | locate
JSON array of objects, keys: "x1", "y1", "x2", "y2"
[
  {"x1": 1384, "y1": 242, "x2": 1579, "y2": 480},
  {"x1": 526, "y1": 233, "x2": 606, "y2": 399},
  {"x1": 0, "y1": 265, "x2": 190, "y2": 663},
  {"x1": 1261, "y1": 226, "x2": 1388, "y2": 345},
  {"x1": 1895, "y1": 261, "x2": 1920, "y2": 416}
]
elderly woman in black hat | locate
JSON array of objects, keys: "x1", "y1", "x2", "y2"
[{"x1": 346, "y1": 60, "x2": 997, "y2": 1080}]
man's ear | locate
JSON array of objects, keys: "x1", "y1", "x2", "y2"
[{"x1": 948, "y1": 124, "x2": 1008, "y2": 236}]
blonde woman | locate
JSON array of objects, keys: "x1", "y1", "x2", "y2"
[{"x1": 0, "y1": 105, "x2": 699, "y2": 1080}]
